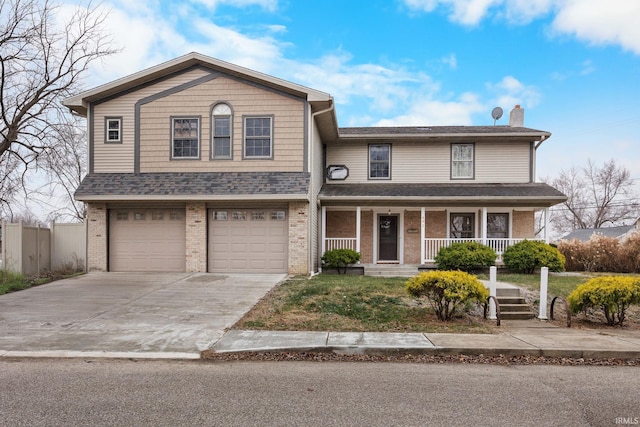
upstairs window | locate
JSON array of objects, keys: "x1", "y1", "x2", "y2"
[
  {"x1": 105, "y1": 117, "x2": 122, "y2": 143},
  {"x1": 244, "y1": 116, "x2": 273, "y2": 159},
  {"x1": 369, "y1": 144, "x2": 391, "y2": 179},
  {"x1": 212, "y1": 103, "x2": 232, "y2": 159},
  {"x1": 172, "y1": 117, "x2": 200, "y2": 159},
  {"x1": 451, "y1": 143, "x2": 474, "y2": 179}
]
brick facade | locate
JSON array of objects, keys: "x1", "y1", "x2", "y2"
[
  {"x1": 326, "y1": 211, "x2": 356, "y2": 237},
  {"x1": 426, "y1": 210, "x2": 447, "y2": 238},
  {"x1": 87, "y1": 202, "x2": 107, "y2": 271},
  {"x1": 186, "y1": 202, "x2": 207, "y2": 272},
  {"x1": 360, "y1": 210, "x2": 374, "y2": 263},
  {"x1": 288, "y1": 201, "x2": 309, "y2": 275},
  {"x1": 404, "y1": 210, "x2": 421, "y2": 264}
]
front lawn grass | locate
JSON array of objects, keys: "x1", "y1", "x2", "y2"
[
  {"x1": 476, "y1": 272, "x2": 593, "y2": 297},
  {"x1": 234, "y1": 274, "x2": 493, "y2": 333}
]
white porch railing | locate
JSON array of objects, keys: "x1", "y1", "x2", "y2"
[
  {"x1": 324, "y1": 238, "x2": 357, "y2": 252},
  {"x1": 423, "y1": 238, "x2": 544, "y2": 263}
]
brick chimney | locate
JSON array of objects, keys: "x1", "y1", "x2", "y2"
[{"x1": 509, "y1": 105, "x2": 524, "y2": 127}]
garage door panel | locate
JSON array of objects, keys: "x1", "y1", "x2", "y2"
[
  {"x1": 208, "y1": 208, "x2": 288, "y2": 273},
  {"x1": 109, "y1": 209, "x2": 185, "y2": 272}
]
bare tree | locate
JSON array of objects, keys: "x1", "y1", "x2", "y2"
[
  {"x1": 545, "y1": 159, "x2": 639, "y2": 235},
  {"x1": 39, "y1": 114, "x2": 87, "y2": 221},
  {"x1": 0, "y1": 0, "x2": 116, "y2": 217}
]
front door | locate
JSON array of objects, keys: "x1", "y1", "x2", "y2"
[{"x1": 378, "y1": 215, "x2": 398, "y2": 262}]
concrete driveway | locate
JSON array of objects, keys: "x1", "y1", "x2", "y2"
[{"x1": 0, "y1": 272, "x2": 284, "y2": 358}]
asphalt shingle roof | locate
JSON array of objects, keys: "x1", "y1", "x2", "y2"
[
  {"x1": 319, "y1": 182, "x2": 566, "y2": 205},
  {"x1": 338, "y1": 126, "x2": 549, "y2": 136},
  {"x1": 75, "y1": 172, "x2": 310, "y2": 199},
  {"x1": 560, "y1": 225, "x2": 635, "y2": 242}
]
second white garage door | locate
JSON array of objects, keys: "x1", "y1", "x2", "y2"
[{"x1": 208, "y1": 209, "x2": 288, "y2": 273}]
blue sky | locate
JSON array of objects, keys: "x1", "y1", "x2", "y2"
[{"x1": 66, "y1": 0, "x2": 640, "y2": 183}]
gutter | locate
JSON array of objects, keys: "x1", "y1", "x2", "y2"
[
  {"x1": 535, "y1": 134, "x2": 549, "y2": 149},
  {"x1": 308, "y1": 101, "x2": 335, "y2": 275}
]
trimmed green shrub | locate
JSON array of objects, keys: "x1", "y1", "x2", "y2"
[
  {"x1": 434, "y1": 241, "x2": 496, "y2": 272},
  {"x1": 321, "y1": 249, "x2": 361, "y2": 274},
  {"x1": 406, "y1": 270, "x2": 489, "y2": 321},
  {"x1": 567, "y1": 276, "x2": 640, "y2": 326},
  {"x1": 502, "y1": 240, "x2": 565, "y2": 274}
]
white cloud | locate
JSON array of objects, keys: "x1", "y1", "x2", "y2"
[
  {"x1": 486, "y1": 75, "x2": 541, "y2": 110},
  {"x1": 286, "y1": 52, "x2": 436, "y2": 114},
  {"x1": 403, "y1": 0, "x2": 640, "y2": 55},
  {"x1": 192, "y1": 0, "x2": 278, "y2": 12},
  {"x1": 551, "y1": 0, "x2": 640, "y2": 55},
  {"x1": 441, "y1": 53, "x2": 457, "y2": 69},
  {"x1": 404, "y1": 0, "x2": 501, "y2": 26},
  {"x1": 375, "y1": 92, "x2": 485, "y2": 126},
  {"x1": 189, "y1": 19, "x2": 285, "y2": 73}
]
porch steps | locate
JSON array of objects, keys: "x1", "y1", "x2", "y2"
[
  {"x1": 495, "y1": 287, "x2": 535, "y2": 320},
  {"x1": 364, "y1": 264, "x2": 419, "y2": 278}
]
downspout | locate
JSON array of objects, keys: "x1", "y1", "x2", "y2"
[
  {"x1": 308, "y1": 101, "x2": 335, "y2": 276},
  {"x1": 533, "y1": 135, "x2": 548, "y2": 182},
  {"x1": 534, "y1": 134, "x2": 548, "y2": 150}
]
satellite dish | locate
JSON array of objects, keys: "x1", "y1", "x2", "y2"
[{"x1": 491, "y1": 107, "x2": 503, "y2": 126}]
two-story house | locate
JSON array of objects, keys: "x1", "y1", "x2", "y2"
[{"x1": 64, "y1": 52, "x2": 566, "y2": 275}]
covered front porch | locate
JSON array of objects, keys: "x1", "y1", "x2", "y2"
[{"x1": 320, "y1": 206, "x2": 550, "y2": 265}]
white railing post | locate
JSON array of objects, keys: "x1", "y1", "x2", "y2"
[
  {"x1": 321, "y1": 206, "x2": 326, "y2": 257},
  {"x1": 539, "y1": 266, "x2": 549, "y2": 320},
  {"x1": 420, "y1": 207, "x2": 425, "y2": 264},
  {"x1": 482, "y1": 207, "x2": 487, "y2": 245},
  {"x1": 489, "y1": 266, "x2": 497, "y2": 320},
  {"x1": 356, "y1": 206, "x2": 361, "y2": 254}
]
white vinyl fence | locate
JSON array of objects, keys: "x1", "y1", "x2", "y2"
[{"x1": 1, "y1": 220, "x2": 87, "y2": 276}]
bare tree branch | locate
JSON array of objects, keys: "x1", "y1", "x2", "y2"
[
  {"x1": 544, "y1": 159, "x2": 639, "y2": 237},
  {"x1": 0, "y1": 0, "x2": 117, "y2": 217}
]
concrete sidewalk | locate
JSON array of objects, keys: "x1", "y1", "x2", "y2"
[{"x1": 210, "y1": 322, "x2": 640, "y2": 359}]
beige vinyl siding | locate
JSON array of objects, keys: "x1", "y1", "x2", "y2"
[
  {"x1": 326, "y1": 141, "x2": 531, "y2": 183},
  {"x1": 92, "y1": 68, "x2": 210, "y2": 173},
  {"x1": 326, "y1": 144, "x2": 368, "y2": 182},
  {"x1": 139, "y1": 77, "x2": 305, "y2": 172},
  {"x1": 475, "y1": 142, "x2": 530, "y2": 182}
]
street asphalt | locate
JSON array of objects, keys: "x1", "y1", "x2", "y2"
[{"x1": 1, "y1": 272, "x2": 640, "y2": 360}]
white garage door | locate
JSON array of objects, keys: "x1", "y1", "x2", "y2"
[
  {"x1": 208, "y1": 209, "x2": 288, "y2": 273},
  {"x1": 109, "y1": 208, "x2": 186, "y2": 272}
]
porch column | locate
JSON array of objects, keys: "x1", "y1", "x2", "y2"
[
  {"x1": 321, "y1": 206, "x2": 327, "y2": 256},
  {"x1": 420, "y1": 207, "x2": 425, "y2": 264},
  {"x1": 544, "y1": 208, "x2": 550, "y2": 243},
  {"x1": 481, "y1": 207, "x2": 488, "y2": 245},
  {"x1": 356, "y1": 206, "x2": 361, "y2": 253}
]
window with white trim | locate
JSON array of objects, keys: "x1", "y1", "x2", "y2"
[
  {"x1": 451, "y1": 143, "x2": 474, "y2": 179},
  {"x1": 105, "y1": 117, "x2": 122, "y2": 143},
  {"x1": 369, "y1": 144, "x2": 391, "y2": 179},
  {"x1": 487, "y1": 213, "x2": 509, "y2": 238},
  {"x1": 172, "y1": 117, "x2": 200, "y2": 159},
  {"x1": 244, "y1": 117, "x2": 272, "y2": 158},
  {"x1": 450, "y1": 213, "x2": 474, "y2": 238},
  {"x1": 212, "y1": 103, "x2": 232, "y2": 159}
]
